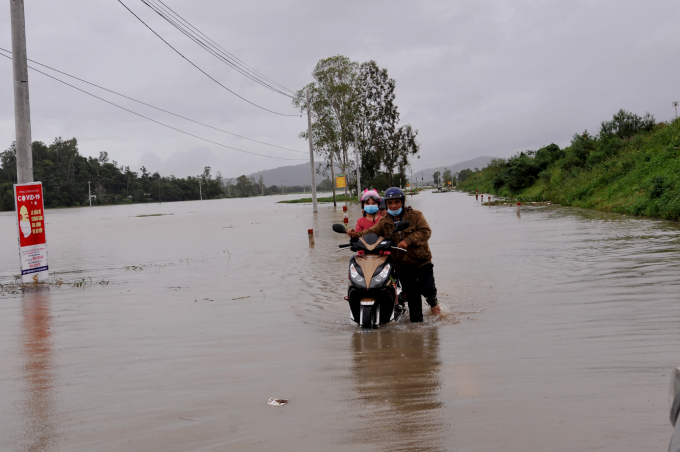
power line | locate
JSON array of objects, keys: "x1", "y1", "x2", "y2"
[
  {"x1": 142, "y1": 0, "x2": 293, "y2": 97},
  {"x1": 153, "y1": 0, "x2": 296, "y2": 96},
  {"x1": 0, "y1": 53, "x2": 307, "y2": 161},
  {"x1": 141, "y1": 0, "x2": 296, "y2": 97},
  {"x1": 0, "y1": 47, "x2": 304, "y2": 154},
  {"x1": 117, "y1": 0, "x2": 300, "y2": 117}
]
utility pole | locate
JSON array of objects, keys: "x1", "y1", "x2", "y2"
[
  {"x1": 306, "y1": 89, "x2": 318, "y2": 213},
  {"x1": 354, "y1": 124, "x2": 361, "y2": 200},
  {"x1": 158, "y1": 178, "x2": 161, "y2": 204},
  {"x1": 88, "y1": 180, "x2": 92, "y2": 207},
  {"x1": 674, "y1": 101, "x2": 679, "y2": 119},
  {"x1": 199, "y1": 179, "x2": 202, "y2": 200},
  {"x1": 10, "y1": 0, "x2": 33, "y2": 183}
]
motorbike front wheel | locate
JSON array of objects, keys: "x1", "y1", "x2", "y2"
[{"x1": 360, "y1": 304, "x2": 373, "y2": 329}]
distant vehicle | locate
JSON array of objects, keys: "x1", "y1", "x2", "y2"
[
  {"x1": 669, "y1": 366, "x2": 680, "y2": 451},
  {"x1": 332, "y1": 221, "x2": 410, "y2": 329}
]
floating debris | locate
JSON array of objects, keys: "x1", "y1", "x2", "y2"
[
  {"x1": 231, "y1": 296, "x2": 250, "y2": 300},
  {"x1": 136, "y1": 213, "x2": 174, "y2": 218},
  {"x1": 267, "y1": 398, "x2": 288, "y2": 406}
]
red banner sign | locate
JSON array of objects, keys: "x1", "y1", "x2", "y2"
[{"x1": 14, "y1": 182, "x2": 49, "y2": 283}]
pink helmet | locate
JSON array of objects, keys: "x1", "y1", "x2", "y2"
[{"x1": 360, "y1": 189, "x2": 381, "y2": 203}]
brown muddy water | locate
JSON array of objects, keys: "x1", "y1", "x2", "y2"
[{"x1": 1, "y1": 191, "x2": 680, "y2": 451}]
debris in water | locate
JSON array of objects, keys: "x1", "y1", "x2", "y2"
[
  {"x1": 232, "y1": 296, "x2": 250, "y2": 300},
  {"x1": 267, "y1": 398, "x2": 288, "y2": 406}
]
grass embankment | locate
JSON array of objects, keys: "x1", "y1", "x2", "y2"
[
  {"x1": 281, "y1": 188, "x2": 424, "y2": 204},
  {"x1": 278, "y1": 193, "x2": 356, "y2": 204},
  {"x1": 458, "y1": 113, "x2": 680, "y2": 220}
]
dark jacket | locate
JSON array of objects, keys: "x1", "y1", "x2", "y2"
[{"x1": 355, "y1": 206, "x2": 432, "y2": 268}]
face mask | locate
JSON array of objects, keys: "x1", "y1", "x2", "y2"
[
  {"x1": 364, "y1": 205, "x2": 379, "y2": 214},
  {"x1": 388, "y1": 208, "x2": 403, "y2": 216},
  {"x1": 20, "y1": 220, "x2": 31, "y2": 238}
]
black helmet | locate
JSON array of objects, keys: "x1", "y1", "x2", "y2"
[{"x1": 383, "y1": 187, "x2": 405, "y2": 204}]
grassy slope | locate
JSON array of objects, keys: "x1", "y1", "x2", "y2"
[
  {"x1": 278, "y1": 194, "x2": 355, "y2": 204},
  {"x1": 459, "y1": 118, "x2": 680, "y2": 220}
]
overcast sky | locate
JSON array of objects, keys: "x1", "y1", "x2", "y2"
[{"x1": 1, "y1": 0, "x2": 678, "y2": 179}]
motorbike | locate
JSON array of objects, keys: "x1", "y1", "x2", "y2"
[
  {"x1": 669, "y1": 365, "x2": 680, "y2": 451},
  {"x1": 332, "y1": 221, "x2": 410, "y2": 329}
]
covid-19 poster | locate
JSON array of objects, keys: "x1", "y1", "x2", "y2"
[{"x1": 14, "y1": 182, "x2": 49, "y2": 283}]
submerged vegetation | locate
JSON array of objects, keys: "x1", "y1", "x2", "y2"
[{"x1": 458, "y1": 110, "x2": 680, "y2": 221}]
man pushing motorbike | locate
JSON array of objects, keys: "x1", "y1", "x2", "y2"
[{"x1": 347, "y1": 187, "x2": 440, "y2": 323}]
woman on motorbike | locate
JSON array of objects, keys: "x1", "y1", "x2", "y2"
[
  {"x1": 347, "y1": 187, "x2": 440, "y2": 323},
  {"x1": 355, "y1": 189, "x2": 384, "y2": 232}
]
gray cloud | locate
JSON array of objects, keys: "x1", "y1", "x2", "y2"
[{"x1": 1, "y1": 0, "x2": 678, "y2": 179}]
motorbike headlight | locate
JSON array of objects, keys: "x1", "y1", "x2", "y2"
[
  {"x1": 369, "y1": 264, "x2": 391, "y2": 288},
  {"x1": 376, "y1": 264, "x2": 390, "y2": 280},
  {"x1": 350, "y1": 264, "x2": 365, "y2": 287}
]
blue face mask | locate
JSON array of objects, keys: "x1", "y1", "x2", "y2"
[
  {"x1": 388, "y1": 207, "x2": 403, "y2": 216},
  {"x1": 364, "y1": 205, "x2": 379, "y2": 214}
]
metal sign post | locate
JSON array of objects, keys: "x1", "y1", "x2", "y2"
[{"x1": 14, "y1": 182, "x2": 49, "y2": 283}]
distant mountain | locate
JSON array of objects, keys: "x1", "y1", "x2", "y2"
[
  {"x1": 226, "y1": 155, "x2": 494, "y2": 187},
  {"x1": 225, "y1": 162, "x2": 340, "y2": 187},
  {"x1": 409, "y1": 156, "x2": 494, "y2": 185}
]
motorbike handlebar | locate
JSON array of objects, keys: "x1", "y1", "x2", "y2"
[
  {"x1": 338, "y1": 243, "x2": 351, "y2": 248},
  {"x1": 391, "y1": 246, "x2": 407, "y2": 252}
]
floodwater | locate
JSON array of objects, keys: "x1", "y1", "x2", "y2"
[{"x1": 1, "y1": 191, "x2": 680, "y2": 451}]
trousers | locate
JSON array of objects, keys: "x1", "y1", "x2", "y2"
[{"x1": 397, "y1": 263, "x2": 437, "y2": 323}]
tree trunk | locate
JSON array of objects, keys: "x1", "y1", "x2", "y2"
[
  {"x1": 341, "y1": 143, "x2": 349, "y2": 200},
  {"x1": 330, "y1": 152, "x2": 337, "y2": 207}
]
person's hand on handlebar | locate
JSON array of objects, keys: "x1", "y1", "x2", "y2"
[
  {"x1": 347, "y1": 229, "x2": 359, "y2": 239},
  {"x1": 397, "y1": 240, "x2": 408, "y2": 249}
]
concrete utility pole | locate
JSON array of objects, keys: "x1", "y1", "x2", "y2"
[
  {"x1": 158, "y1": 179, "x2": 161, "y2": 204},
  {"x1": 10, "y1": 0, "x2": 33, "y2": 184},
  {"x1": 354, "y1": 124, "x2": 361, "y2": 200},
  {"x1": 305, "y1": 90, "x2": 318, "y2": 213},
  {"x1": 88, "y1": 180, "x2": 92, "y2": 207},
  {"x1": 199, "y1": 179, "x2": 202, "y2": 200},
  {"x1": 673, "y1": 101, "x2": 679, "y2": 119}
]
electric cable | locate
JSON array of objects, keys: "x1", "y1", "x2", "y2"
[
  {"x1": 0, "y1": 53, "x2": 306, "y2": 161},
  {"x1": 117, "y1": 0, "x2": 300, "y2": 117},
  {"x1": 154, "y1": 0, "x2": 296, "y2": 95},
  {"x1": 142, "y1": 0, "x2": 295, "y2": 97},
  {"x1": 0, "y1": 47, "x2": 304, "y2": 153},
  {"x1": 141, "y1": 0, "x2": 296, "y2": 97}
]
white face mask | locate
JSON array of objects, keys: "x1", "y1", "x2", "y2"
[{"x1": 20, "y1": 220, "x2": 31, "y2": 238}]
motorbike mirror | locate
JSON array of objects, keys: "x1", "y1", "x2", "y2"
[
  {"x1": 394, "y1": 220, "x2": 410, "y2": 232},
  {"x1": 670, "y1": 366, "x2": 680, "y2": 426},
  {"x1": 332, "y1": 224, "x2": 347, "y2": 234}
]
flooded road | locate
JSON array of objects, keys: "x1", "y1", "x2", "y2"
[{"x1": 1, "y1": 191, "x2": 680, "y2": 451}]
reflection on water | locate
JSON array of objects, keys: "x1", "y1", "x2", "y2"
[
  {"x1": 17, "y1": 290, "x2": 60, "y2": 452},
  {"x1": 349, "y1": 328, "x2": 446, "y2": 452}
]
